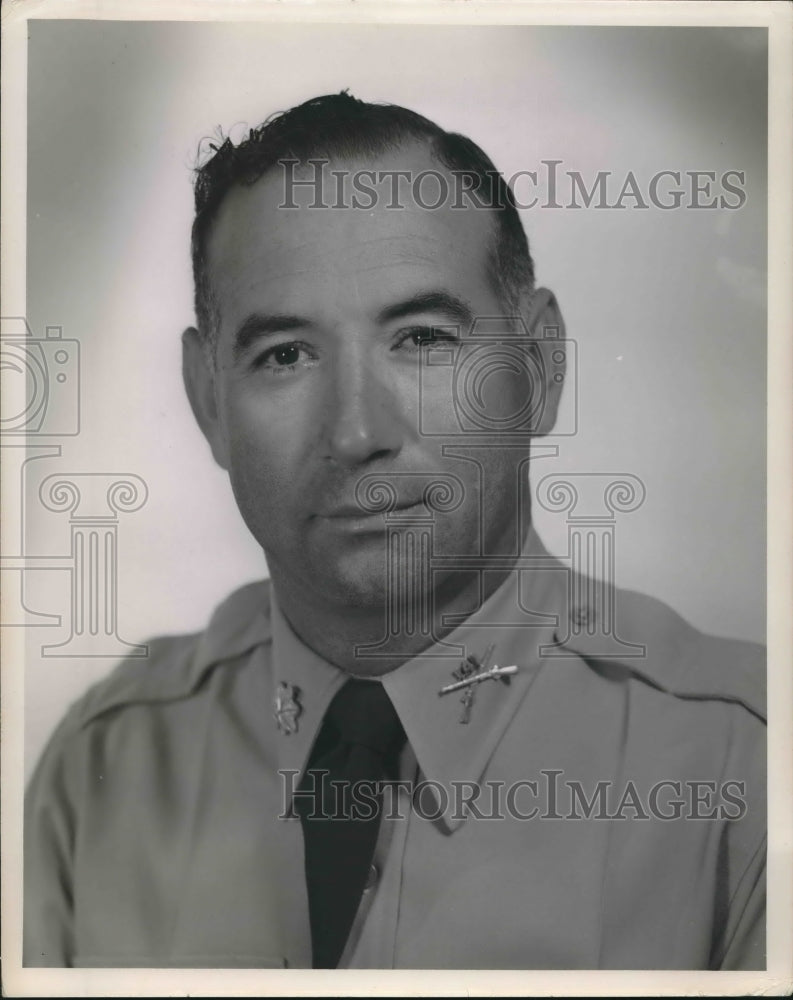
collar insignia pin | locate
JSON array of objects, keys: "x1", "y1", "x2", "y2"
[
  {"x1": 274, "y1": 681, "x2": 302, "y2": 735},
  {"x1": 438, "y1": 644, "x2": 517, "y2": 724}
]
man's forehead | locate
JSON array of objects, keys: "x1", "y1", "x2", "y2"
[
  {"x1": 205, "y1": 144, "x2": 496, "y2": 285},
  {"x1": 217, "y1": 139, "x2": 450, "y2": 208}
]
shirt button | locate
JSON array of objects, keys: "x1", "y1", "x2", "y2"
[
  {"x1": 572, "y1": 604, "x2": 594, "y2": 627},
  {"x1": 364, "y1": 864, "x2": 379, "y2": 892}
]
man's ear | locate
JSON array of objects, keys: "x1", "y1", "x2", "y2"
[
  {"x1": 522, "y1": 287, "x2": 568, "y2": 436},
  {"x1": 182, "y1": 326, "x2": 230, "y2": 470}
]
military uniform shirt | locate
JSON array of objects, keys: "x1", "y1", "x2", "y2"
[{"x1": 24, "y1": 532, "x2": 766, "y2": 969}]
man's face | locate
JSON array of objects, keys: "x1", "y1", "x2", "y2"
[{"x1": 195, "y1": 145, "x2": 543, "y2": 611}]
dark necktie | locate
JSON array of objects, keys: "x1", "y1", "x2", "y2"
[{"x1": 296, "y1": 679, "x2": 407, "y2": 969}]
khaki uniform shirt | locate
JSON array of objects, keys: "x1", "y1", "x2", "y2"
[{"x1": 24, "y1": 534, "x2": 766, "y2": 969}]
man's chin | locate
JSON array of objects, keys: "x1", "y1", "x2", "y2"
[
  {"x1": 296, "y1": 533, "x2": 392, "y2": 609},
  {"x1": 269, "y1": 519, "x2": 468, "y2": 612}
]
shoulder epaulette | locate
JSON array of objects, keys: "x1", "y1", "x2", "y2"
[
  {"x1": 76, "y1": 579, "x2": 273, "y2": 728},
  {"x1": 555, "y1": 582, "x2": 766, "y2": 723}
]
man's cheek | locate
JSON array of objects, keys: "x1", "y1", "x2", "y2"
[
  {"x1": 225, "y1": 398, "x2": 291, "y2": 465},
  {"x1": 230, "y1": 438, "x2": 290, "y2": 505}
]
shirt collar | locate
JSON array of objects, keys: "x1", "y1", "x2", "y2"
[
  {"x1": 381, "y1": 528, "x2": 561, "y2": 829},
  {"x1": 270, "y1": 528, "x2": 565, "y2": 829}
]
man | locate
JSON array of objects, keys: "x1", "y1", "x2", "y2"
[{"x1": 24, "y1": 92, "x2": 765, "y2": 970}]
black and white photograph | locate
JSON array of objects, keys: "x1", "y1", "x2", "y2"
[{"x1": 2, "y1": 1, "x2": 791, "y2": 995}]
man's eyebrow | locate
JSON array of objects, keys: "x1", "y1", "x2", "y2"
[
  {"x1": 377, "y1": 292, "x2": 474, "y2": 327},
  {"x1": 232, "y1": 293, "x2": 474, "y2": 359},
  {"x1": 233, "y1": 313, "x2": 310, "y2": 359}
]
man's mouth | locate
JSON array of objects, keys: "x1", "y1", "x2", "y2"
[{"x1": 316, "y1": 498, "x2": 425, "y2": 520}]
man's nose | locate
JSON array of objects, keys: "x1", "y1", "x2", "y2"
[{"x1": 324, "y1": 354, "x2": 403, "y2": 467}]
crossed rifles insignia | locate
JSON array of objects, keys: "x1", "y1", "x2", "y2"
[{"x1": 438, "y1": 644, "x2": 518, "y2": 724}]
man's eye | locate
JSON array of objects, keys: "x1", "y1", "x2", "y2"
[
  {"x1": 253, "y1": 342, "x2": 315, "y2": 373},
  {"x1": 272, "y1": 344, "x2": 301, "y2": 366},
  {"x1": 395, "y1": 327, "x2": 458, "y2": 351}
]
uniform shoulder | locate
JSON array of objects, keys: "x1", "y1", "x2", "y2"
[
  {"x1": 557, "y1": 581, "x2": 766, "y2": 723},
  {"x1": 73, "y1": 578, "x2": 274, "y2": 729}
]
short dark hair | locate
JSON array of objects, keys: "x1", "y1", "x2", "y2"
[{"x1": 191, "y1": 91, "x2": 535, "y2": 352}]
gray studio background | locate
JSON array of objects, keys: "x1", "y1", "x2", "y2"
[{"x1": 22, "y1": 22, "x2": 767, "y2": 777}]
